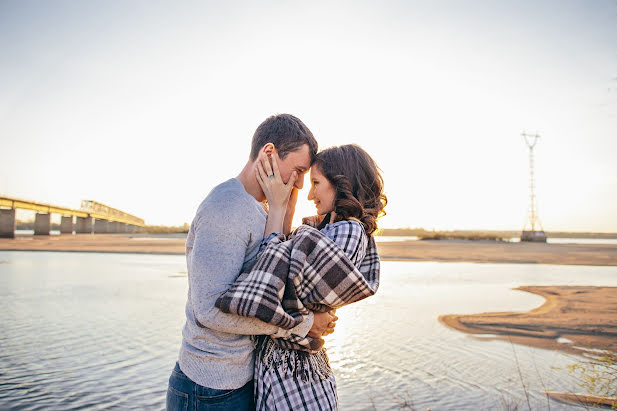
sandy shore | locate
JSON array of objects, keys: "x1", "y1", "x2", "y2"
[
  {"x1": 1, "y1": 234, "x2": 616, "y2": 266},
  {"x1": 377, "y1": 239, "x2": 617, "y2": 266},
  {"x1": 439, "y1": 286, "x2": 617, "y2": 354},
  {"x1": 0, "y1": 234, "x2": 188, "y2": 255}
]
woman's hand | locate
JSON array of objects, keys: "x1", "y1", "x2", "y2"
[
  {"x1": 255, "y1": 151, "x2": 297, "y2": 213},
  {"x1": 256, "y1": 150, "x2": 297, "y2": 237},
  {"x1": 307, "y1": 310, "x2": 338, "y2": 338}
]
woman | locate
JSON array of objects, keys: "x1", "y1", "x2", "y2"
[{"x1": 252, "y1": 143, "x2": 387, "y2": 410}]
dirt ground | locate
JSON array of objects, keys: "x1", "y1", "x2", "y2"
[{"x1": 2, "y1": 234, "x2": 617, "y2": 266}]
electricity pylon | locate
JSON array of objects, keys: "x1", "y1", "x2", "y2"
[{"x1": 521, "y1": 131, "x2": 547, "y2": 242}]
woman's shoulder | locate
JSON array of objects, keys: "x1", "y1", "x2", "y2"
[
  {"x1": 321, "y1": 219, "x2": 366, "y2": 237},
  {"x1": 321, "y1": 219, "x2": 369, "y2": 264}
]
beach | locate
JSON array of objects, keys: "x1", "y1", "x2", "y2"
[{"x1": 2, "y1": 234, "x2": 617, "y2": 266}]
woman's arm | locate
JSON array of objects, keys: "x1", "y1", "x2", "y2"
[
  {"x1": 282, "y1": 187, "x2": 298, "y2": 235},
  {"x1": 322, "y1": 220, "x2": 368, "y2": 265}
]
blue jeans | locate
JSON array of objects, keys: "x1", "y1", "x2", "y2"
[{"x1": 166, "y1": 362, "x2": 255, "y2": 411}]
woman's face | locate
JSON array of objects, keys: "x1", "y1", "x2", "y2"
[{"x1": 307, "y1": 166, "x2": 336, "y2": 216}]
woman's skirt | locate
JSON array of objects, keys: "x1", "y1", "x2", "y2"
[{"x1": 254, "y1": 336, "x2": 338, "y2": 411}]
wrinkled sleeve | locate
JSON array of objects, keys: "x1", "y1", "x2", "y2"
[
  {"x1": 187, "y1": 202, "x2": 313, "y2": 337},
  {"x1": 258, "y1": 232, "x2": 281, "y2": 253}
]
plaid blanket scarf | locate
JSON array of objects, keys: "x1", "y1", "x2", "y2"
[{"x1": 215, "y1": 223, "x2": 380, "y2": 353}]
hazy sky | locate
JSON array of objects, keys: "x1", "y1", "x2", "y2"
[{"x1": 1, "y1": 1, "x2": 616, "y2": 231}]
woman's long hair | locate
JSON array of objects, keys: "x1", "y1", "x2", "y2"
[{"x1": 314, "y1": 144, "x2": 387, "y2": 235}]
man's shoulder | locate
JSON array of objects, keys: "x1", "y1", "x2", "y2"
[
  {"x1": 205, "y1": 178, "x2": 244, "y2": 202},
  {"x1": 197, "y1": 178, "x2": 261, "y2": 220}
]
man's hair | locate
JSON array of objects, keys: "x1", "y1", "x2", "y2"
[{"x1": 250, "y1": 114, "x2": 318, "y2": 162}]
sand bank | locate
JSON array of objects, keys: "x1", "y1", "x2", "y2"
[
  {"x1": 439, "y1": 286, "x2": 617, "y2": 354},
  {"x1": 377, "y1": 239, "x2": 617, "y2": 266},
  {"x1": 2, "y1": 235, "x2": 616, "y2": 266},
  {"x1": 0, "y1": 234, "x2": 187, "y2": 255}
]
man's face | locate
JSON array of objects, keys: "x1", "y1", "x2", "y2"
[{"x1": 273, "y1": 144, "x2": 312, "y2": 190}]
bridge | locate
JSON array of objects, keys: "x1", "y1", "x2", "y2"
[{"x1": 0, "y1": 196, "x2": 145, "y2": 238}]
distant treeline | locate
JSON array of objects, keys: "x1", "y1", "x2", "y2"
[
  {"x1": 15, "y1": 220, "x2": 189, "y2": 234},
  {"x1": 137, "y1": 224, "x2": 190, "y2": 234},
  {"x1": 15, "y1": 219, "x2": 617, "y2": 239},
  {"x1": 378, "y1": 228, "x2": 617, "y2": 239},
  {"x1": 377, "y1": 228, "x2": 508, "y2": 241}
]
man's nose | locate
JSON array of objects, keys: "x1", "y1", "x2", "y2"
[{"x1": 295, "y1": 174, "x2": 304, "y2": 190}]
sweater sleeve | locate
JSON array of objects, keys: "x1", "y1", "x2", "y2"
[{"x1": 187, "y1": 200, "x2": 313, "y2": 337}]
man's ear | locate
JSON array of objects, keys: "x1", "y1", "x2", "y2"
[{"x1": 262, "y1": 143, "x2": 276, "y2": 157}]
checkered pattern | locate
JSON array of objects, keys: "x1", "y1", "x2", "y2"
[
  {"x1": 259, "y1": 220, "x2": 367, "y2": 266},
  {"x1": 215, "y1": 220, "x2": 380, "y2": 353},
  {"x1": 254, "y1": 339, "x2": 339, "y2": 411}
]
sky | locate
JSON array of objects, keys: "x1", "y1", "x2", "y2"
[{"x1": 1, "y1": 0, "x2": 616, "y2": 232}]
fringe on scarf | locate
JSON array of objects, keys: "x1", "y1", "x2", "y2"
[{"x1": 254, "y1": 336, "x2": 333, "y2": 382}]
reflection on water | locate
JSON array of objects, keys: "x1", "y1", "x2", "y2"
[
  {"x1": 15, "y1": 229, "x2": 62, "y2": 235},
  {"x1": 373, "y1": 236, "x2": 419, "y2": 242},
  {"x1": 547, "y1": 237, "x2": 617, "y2": 245},
  {"x1": 1, "y1": 252, "x2": 616, "y2": 410}
]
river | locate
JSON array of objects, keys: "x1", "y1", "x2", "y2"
[{"x1": 1, "y1": 251, "x2": 615, "y2": 410}]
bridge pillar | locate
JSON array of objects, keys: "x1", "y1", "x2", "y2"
[
  {"x1": 94, "y1": 219, "x2": 109, "y2": 233},
  {"x1": 76, "y1": 217, "x2": 93, "y2": 234},
  {"x1": 34, "y1": 213, "x2": 51, "y2": 235},
  {"x1": 60, "y1": 216, "x2": 73, "y2": 234},
  {"x1": 0, "y1": 209, "x2": 16, "y2": 238}
]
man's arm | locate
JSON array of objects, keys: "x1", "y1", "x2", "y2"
[{"x1": 187, "y1": 202, "x2": 313, "y2": 337}]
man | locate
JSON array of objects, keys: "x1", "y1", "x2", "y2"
[{"x1": 167, "y1": 114, "x2": 336, "y2": 410}]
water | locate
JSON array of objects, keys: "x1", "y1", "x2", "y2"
[
  {"x1": 547, "y1": 238, "x2": 617, "y2": 245},
  {"x1": 1, "y1": 252, "x2": 616, "y2": 410},
  {"x1": 510, "y1": 237, "x2": 617, "y2": 245},
  {"x1": 374, "y1": 236, "x2": 419, "y2": 242},
  {"x1": 15, "y1": 230, "x2": 62, "y2": 236}
]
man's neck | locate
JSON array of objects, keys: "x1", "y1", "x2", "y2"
[{"x1": 237, "y1": 161, "x2": 265, "y2": 203}]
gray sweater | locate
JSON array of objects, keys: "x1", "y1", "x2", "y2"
[{"x1": 178, "y1": 178, "x2": 314, "y2": 390}]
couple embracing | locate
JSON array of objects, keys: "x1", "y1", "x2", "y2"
[{"x1": 167, "y1": 114, "x2": 387, "y2": 410}]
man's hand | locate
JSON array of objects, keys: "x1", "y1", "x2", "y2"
[{"x1": 307, "y1": 310, "x2": 338, "y2": 338}]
